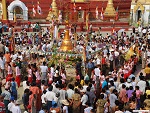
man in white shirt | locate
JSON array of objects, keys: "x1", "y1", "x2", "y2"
[
  {"x1": 45, "y1": 86, "x2": 56, "y2": 110},
  {"x1": 41, "y1": 42, "x2": 47, "y2": 52},
  {"x1": 11, "y1": 100, "x2": 21, "y2": 113},
  {"x1": 0, "y1": 56, "x2": 5, "y2": 78},
  {"x1": 66, "y1": 84, "x2": 74, "y2": 99},
  {"x1": 81, "y1": 89, "x2": 88, "y2": 113},
  {"x1": 137, "y1": 75, "x2": 146, "y2": 93},
  {"x1": 84, "y1": 102, "x2": 93, "y2": 113},
  {"x1": 40, "y1": 62, "x2": 48, "y2": 81},
  {"x1": 8, "y1": 97, "x2": 15, "y2": 112}
]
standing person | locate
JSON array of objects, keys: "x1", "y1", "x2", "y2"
[
  {"x1": 45, "y1": 85, "x2": 56, "y2": 111},
  {"x1": 86, "y1": 87, "x2": 96, "y2": 106},
  {"x1": 80, "y1": 89, "x2": 88, "y2": 113},
  {"x1": 109, "y1": 89, "x2": 118, "y2": 113},
  {"x1": 11, "y1": 100, "x2": 21, "y2": 113},
  {"x1": 22, "y1": 89, "x2": 30, "y2": 111},
  {"x1": 141, "y1": 48, "x2": 147, "y2": 69},
  {"x1": 15, "y1": 64, "x2": 21, "y2": 88},
  {"x1": 0, "y1": 95, "x2": 5, "y2": 113},
  {"x1": 109, "y1": 50, "x2": 115, "y2": 72},
  {"x1": 75, "y1": 59, "x2": 83, "y2": 77},
  {"x1": 8, "y1": 97, "x2": 15, "y2": 113},
  {"x1": 11, "y1": 78, "x2": 18, "y2": 100},
  {"x1": 96, "y1": 94, "x2": 107, "y2": 113},
  {"x1": 1, "y1": 88, "x2": 11, "y2": 113},
  {"x1": 27, "y1": 64, "x2": 32, "y2": 83},
  {"x1": 6, "y1": 63, "x2": 13, "y2": 80},
  {"x1": 4, "y1": 51, "x2": 11, "y2": 63},
  {"x1": 119, "y1": 84, "x2": 129, "y2": 104},
  {"x1": 31, "y1": 94, "x2": 37, "y2": 113},
  {"x1": 40, "y1": 62, "x2": 48, "y2": 82},
  {"x1": 137, "y1": 75, "x2": 146, "y2": 94},
  {"x1": 0, "y1": 55, "x2": 5, "y2": 78},
  {"x1": 135, "y1": 86, "x2": 142, "y2": 110},
  {"x1": 62, "y1": 100, "x2": 69, "y2": 113},
  {"x1": 72, "y1": 88, "x2": 81, "y2": 113},
  {"x1": 86, "y1": 59, "x2": 94, "y2": 79},
  {"x1": 35, "y1": 69, "x2": 41, "y2": 85},
  {"x1": 0, "y1": 41, "x2": 5, "y2": 54}
]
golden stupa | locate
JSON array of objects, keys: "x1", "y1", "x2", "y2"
[
  {"x1": 46, "y1": 0, "x2": 58, "y2": 20},
  {"x1": 59, "y1": 21, "x2": 73, "y2": 51},
  {"x1": 104, "y1": 0, "x2": 116, "y2": 17}
]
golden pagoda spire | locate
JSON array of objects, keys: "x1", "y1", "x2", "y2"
[
  {"x1": 2, "y1": 0, "x2": 7, "y2": 20},
  {"x1": 59, "y1": 21, "x2": 73, "y2": 52},
  {"x1": 46, "y1": 0, "x2": 58, "y2": 20},
  {"x1": 104, "y1": 0, "x2": 116, "y2": 17}
]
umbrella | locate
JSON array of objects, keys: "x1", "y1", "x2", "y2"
[{"x1": 118, "y1": 29, "x2": 125, "y2": 32}]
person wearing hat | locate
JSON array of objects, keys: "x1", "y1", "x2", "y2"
[
  {"x1": 11, "y1": 100, "x2": 21, "y2": 113},
  {"x1": 61, "y1": 100, "x2": 69, "y2": 113},
  {"x1": 8, "y1": 96, "x2": 15, "y2": 113}
]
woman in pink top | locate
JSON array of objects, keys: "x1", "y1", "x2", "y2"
[
  {"x1": 27, "y1": 64, "x2": 32, "y2": 83},
  {"x1": 60, "y1": 69, "x2": 66, "y2": 84},
  {"x1": 135, "y1": 86, "x2": 142, "y2": 109},
  {"x1": 119, "y1": 84, "x2": 129, "y2": 103},
  {"x1": 48, "y1": 71, "x2": 53, "y2": 84},
  {"x1": 6, "y1": 63, "x2": 13, "y2": 82},
  {"x1": 35, "y1": 69, "x2": 41, "y2": 85},
  {"x1": 15, "y1": 65, "x2": 21, "y2": 87}
]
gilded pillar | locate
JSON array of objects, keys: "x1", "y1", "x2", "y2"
[{"x1": 2, "y1": 0, "x2": 7, "y2": 20}]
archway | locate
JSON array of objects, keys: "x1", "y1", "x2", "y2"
[
  {"x1": 7, "y1": 0, "x2": 28, "y2": 21},
  {"x1": 133, "y1": 2, "x2": 144, "y2": 23}
]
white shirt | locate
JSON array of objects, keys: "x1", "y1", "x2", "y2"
[
  {"x1": 22, "y1": 81, "x2": 29, "y2": 91},
  {"x1": 11, "y1": 54, "x2": 17, "y2": 62},
  {"x1": 0, "y1": 57, "x2": 5, "y2": 69},
  {"x1": 114, "y1": 51, "x2": 119, "y2": 57},
  {"x1": 40, "y1": 66, "x2": 48, "y2": 73},
  {"x1": 94, "y1": 67, "x2": 100, "y2": 77},
  {"x1": 11, "y1": 106, "x2": 21, "y2": 113},
  {"x1": 84, "y1": 106, "x2": 93, "y2": 113},
  {"x1": 109, "y1": 54, "x2": 114, "y2": 61},
  {"x1": 63, "y1": 106, "x2": 68, "y2": 113},
  {"x1": 66, "y1": 89, "x2": 74, "y2": 99},
  {"x1": 41, "y1": 94, "x2": 46, "y2": 104},
  {"x1": 8, "y1": 102, "x2": 15, "y2": 112},
  {"x1": 81, "y1": 94, "x2": 88, "y2": 106},
  {"x1": 45, "y1": 91, "x2": 56, "y2": 101},
  {"x1": 147, "y1": 51, "x2": 150, "y2": 57},
  {"x1": 42, "y1": 44, "x2": 46, "y2": 52},
  {"x1": 115, "y1": 111, "x2": 123, "y2": 113},
  {"x1": 18, "y1": 55, "x2": 23, "y2": 61},
  {"x1": 137, "y1": 80, "x2": 146, "y2": 93},
  {"x1": 142, "y1": 29, "x2": 146, "y2": 33}
]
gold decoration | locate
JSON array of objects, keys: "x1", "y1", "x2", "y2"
[
  {"x1": 104, "y1": 0, "x2": 116, "y2": 17},
  {"x1": 46, "y1": 0, "x2": 58, "y2": 21},
  {"x1": 134, "y1": 2, "x2": 145, "y2": 13},
  {"x1": 2, "y1": 0, "x2": 7, "y2": 20},
  {"x1": 59, "y1": 22, "x2": 73, "y2": 52}
]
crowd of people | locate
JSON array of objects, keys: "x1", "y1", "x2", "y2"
[{"x1": 0, "y1": 22, "x2": 150, "y2": 113}]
